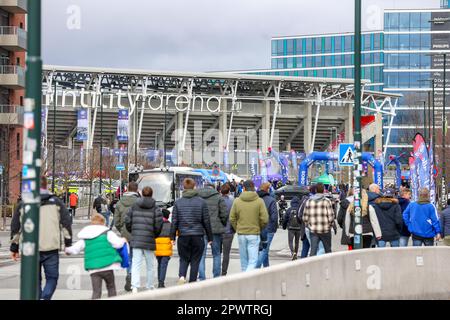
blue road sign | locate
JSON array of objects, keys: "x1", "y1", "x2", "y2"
[
  {"x1": 116, "y1": 164, "x2": 125, "y2": 171},
  {"x1": 339, "y1": 144, "x2": 355, "y2": 166}
]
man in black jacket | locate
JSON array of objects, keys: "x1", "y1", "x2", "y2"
[
  {"x1": 373, "y1": 189, "x2": 403, "y2": 247},
  {"x1": 170, "y1": 178, "x2": 213, "y2": 284},
  {"x1": 10, "y1": 176, "x2": 72, "y2": 300},
  {"x1": 125, "y1": 186, "x2": 163, "y2": 293}
]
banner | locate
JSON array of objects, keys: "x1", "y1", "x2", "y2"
[
  {"x1": 429, "y1": 140, "x2": 436, "y2": 204},
  {"x1": 117, "y1": 109, "x2": 129, "y2": 142},
  {"x1": 76, "y1": 109, "x2": 88, "y2": 141},
  {"x1": 409, "y1": 155, "x2": 418, "y2": 201},
  {"x1": 412, "y1": 133, "x2": 430, "y2": 200}
]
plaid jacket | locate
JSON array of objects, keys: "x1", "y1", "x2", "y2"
[{"x1": 302, "y1": 194, "x2": 335, "y2": 234}]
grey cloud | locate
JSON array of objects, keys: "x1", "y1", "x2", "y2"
[{"x1": 43, "y1": 0, "x2": 441, "y2": 72}]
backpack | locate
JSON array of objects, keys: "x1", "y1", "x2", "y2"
[{"x1": 288, "y1": 207, "x2": 302, "y2": 229}]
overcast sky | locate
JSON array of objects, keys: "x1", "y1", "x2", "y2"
[{"x1": 43, "y1": 0, "x2": 441, "y2": 72}]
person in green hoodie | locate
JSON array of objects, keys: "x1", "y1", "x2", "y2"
[
  {"x1": 229, "y1": 180, "x2": 269, "y2": 272},
  {"x1": 113, "y1": 181, "x2": 140, "y2": 291}
]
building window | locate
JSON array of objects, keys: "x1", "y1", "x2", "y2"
[
  {"x1": 364, "y1": 34, "x2": 371, "y2": 51},
  {"x1": 305, "y1": 56, "x2": 313, "y2": 67},
  {"x1": 16, "y1": 132, "x2": 20, "y2": 160},
  {"x1": 386, "y1": 54, "x2": 399, "y2": 69},
  {"x1": 387, "y1": 13, "x2": 399, "y2": 31},
  {"x1": 336, "y1": 68, "x2": 343, "y2": 78},
  {"x1": 410, "y1": 54, "x2": 420, "y2": 68},
  {"x1": 314, "y1": 56, "x2": 321, "y2": 67},
  {"x1": 420, "y1": 54, "x2": 431, "y2": 69},
  {"x1": 305, "y1": 39, "x2": 312, "y2": 54},
  {"x1": 296, "y1": 57, "x2": 302, "y2": 68},
  {"x1": 344, "y1": 35, "x2": 352, "y2": 52},
  {"x1": 271, "y1": 59, "x2": 276, "y2": 69},
  {"x1": 421, "y1": 34, "x2": 431, "y2": 50},
  {"x1": 271, "y1": 40, "x2": 277, "y2": 56},
  {"x1": 399, "y1": 13, "x2": 410, "y2": 31},
  {"x1": 410, "y1": 34, "x2": 421, "y2": 50},
  {"x1": 398, "y1": 54, "x2": 410, "y2": 69},
  {"x1": 344, "y1": 54, "x2": 352, "y2": 66},
  {"x1": 277, "y1": 40, "x2": 284, "y2": 56},
  {"x1": 296, "y1": 39, "x2": 303, "y2": 55},
  {"x1": 374, "y1": 53, "x2": 381, "y2": 64},
  {"x1": 386, "y1": 34, "x2": 399, "y2": 50},
  {"x1": 286, "y1": 39, "x2": 294, "y2": 55},
  {"x1": 398, "y1": 34, "x2": 410, "y2": 50},
  {"x1": 317, "y1": 69, "x2": 324, "y2": 77},
  {"x1": 324, "y1": 55, "x2": 332, "y2": 66},
  {"x1": 277, "y1": 58, "x2": 284, "y2": 69},
  {"x1": 334, "y1": 55, "x2": 341, "y2": 66},
  {"x1": 335, "y1": 36, "x2": 342, "y2": 52},
  {"x1": 314, "y1": 38, "x2": 321, "y2": 53},
  {"x1": 20, "y1": 96, "x2": 23, "y2": 106},
  {"x1": 398, "y1": 73, "x2": 410, "y2": 88},
  {"x1": 421, "y1": 12, "x2": 431, "y2": 31},
  {"x1": 373, "y1": 34, "x2": 381, "y2": 50},
  {"x1": 324, "y1": 37, "x2": 332, "y2": 53},
  {"x1": 287, "y1": 57, "x2": 294, "y2": 69},
  {"x1": 410, "y1": 12, "x2": 421, "y2": 31},
  {"x1": 386, "y1": 73, "x2": 399, "y2": 87}
]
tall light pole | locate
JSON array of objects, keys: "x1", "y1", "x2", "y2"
[
  {"x1": 51, "y1": 79, "x2": 56, "y2": 193},
  {"x1": 21, "y1": 0, "x2": 42, "y2": 300},
  {"x1": 99, "y1": 91, "x2": 103, "y2": 195},
  {"x1": 353, "y1": 0, "x2": 363, "y2": 250}
]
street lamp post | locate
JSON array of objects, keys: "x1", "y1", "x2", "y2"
[
  {"x1": 99, "y1": 91, "x2": 103, "y2": 195},
  {"x1": 353, "y1": 0, "x2": 363, "y2": 250},
  {"x1": 52, "y1": 79, "x2": 56, "y2": 193},
  {"x1": 163, "y1": 102, "x2": 167, "y2": 168}
]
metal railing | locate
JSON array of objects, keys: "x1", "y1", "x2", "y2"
[
  {"x1": 0, "y1": 105, "x2": 23, "y2": 114},
  {"x1": 0, "y1": 65, "x2": 24, "y2": 75},
  {"x1": 0, "y1": 26, "x2": 26, "y2": 40}
]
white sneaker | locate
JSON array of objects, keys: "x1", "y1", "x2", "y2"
[
  {"x1": 177, "y1": 277, "x2": 186, "y2": 285},
  {"x1": 132, "y1": 287, "x2": 138, "y2": 294}
]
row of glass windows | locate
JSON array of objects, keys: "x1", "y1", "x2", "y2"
[
  {"x1": 384, "y1": 12, "x2": 431, "y2": 32},
  {"x1": 385, "y1": 72, "x2": 431, "y2": 88},
  {"x1": 271, "y1": 33, "x2": 383, "y2": 56},
  {"x1": 385, "y1": 33, "x2": 431, "y2": 50},
  {"x1": 271, "y1": 53, "x2": 383, "y2": 69},
  {"x1": 385, "y1": 53, "x2": 431, "y2": 69},
  {"x1": 250, "y1": 66, "x2": 383, "y2": 84}
]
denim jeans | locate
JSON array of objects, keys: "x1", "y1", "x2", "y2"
[
  {"x1": 198, "y1": 234, "x2": 222, "y2": 280},
  {"x1": 39, "y1": 250, "x2": 59, "y2": 300},
  {"x1": 131, "y1": 248, "x2": 156, "y2": 289},
  {"x1": 256, "y1": 232, "x2": 275, "y2": 268},
  {"x1": 399, "y1": 236, "x2": 410, "y2": 247},
  {"x1": 310, "y1": 232, "x2": 332, "y2": 256},
  {"x1": 412, "y1": 238, "x2": 435, "y2": 246},
  {"x1": 101, "y1": 211, "x2": 111, "y2": 227},
  {"x1": 300, "y1": 237, "x2": 310, "y2": 258},
  {"x1": 156, "y1": 256, "x2": 170, "y2": 284},
  {"x1": 377, "y1": 239, "x2": 400, "y2": 247},
  {"x1": 237, "y1": 234, "x2": 260, "y2": 272},
  {"x1": 305, "y1": 227, "x2": 325, "y2": 256}
]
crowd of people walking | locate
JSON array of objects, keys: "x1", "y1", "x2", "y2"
[{"x1": 8, "y1": 174, "x2": 446, "y2": 300}]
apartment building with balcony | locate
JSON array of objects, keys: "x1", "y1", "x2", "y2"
[{"x1": 0, "y1": 0, "x2": 26, "y2": 206}]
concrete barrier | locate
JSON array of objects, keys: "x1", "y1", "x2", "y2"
[{"x1": 114, "y1": 247, "x2": 450, "y2": 300}]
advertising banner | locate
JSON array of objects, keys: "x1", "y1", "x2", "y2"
[
  {"x1": 409, "y1": 155, "x2": 418, "y2": 201},
  {"x1": 76, "y1": 109, "x2": 88, "y2": 141},
  {"x1": 117, "y1": 109, "x2": 129, "y2": 142},
  {"x1": 412, "y1": 133, "x2": 430, "y2": 200},
  {"x1": 429, "y1": 139, "x2": 436, "y2": 204}
]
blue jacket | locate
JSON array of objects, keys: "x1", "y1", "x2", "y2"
[
  {"x1": 170, "y1": 190, "x2": 213, "y2": 242},
  {"x1": 439, "y1": 207, "x2": 450, "y2": 238},
  {"x1": 403, "y1": 201, "x2": 441, "y2": 239},
  {"x1": 257, "y1": 190, "x2": 278, "y2": 234}
]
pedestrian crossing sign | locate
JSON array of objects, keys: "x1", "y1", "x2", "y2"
[{"x1": 339, "y1": 144, "x2": 355, "y2": 166}]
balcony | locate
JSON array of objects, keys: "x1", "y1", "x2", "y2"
[
  {"x1": 0, "y1": 0, "x2": 27, "y2": 13},
  {"x1": 0, "y1": 26, "x2": 26, "y2": 51},
  {"x1": 0, "y1": 65, "x2": 25, "y2": 88},
  {"x1": 0, "y1": 105, "x2": 23, "y2": 126}
]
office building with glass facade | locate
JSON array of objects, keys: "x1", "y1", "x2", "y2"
[{"x1": 238, "y1": 4, "x2": 450, "y2": 157}]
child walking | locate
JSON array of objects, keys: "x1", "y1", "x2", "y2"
[
  {"x1": 65, "y1": 213, "x2": 127, "y2": 299},
  {"x1": 155, "y1": 209, "x2": 173, "y2": 288}
]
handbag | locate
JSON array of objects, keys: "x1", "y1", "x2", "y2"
[{"x1": 117, "y1": 242, "x2": 130, "y2": 268}]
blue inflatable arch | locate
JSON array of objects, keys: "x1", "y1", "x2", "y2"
[{"x1": 298, "y1": 152, "x2": 383, "y2": 188}]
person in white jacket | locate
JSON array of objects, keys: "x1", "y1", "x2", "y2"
[
  {"x1": 345, "y1": 189, "x2": 382, "y2": 248},
  {"x1": 65, "y1": 213, "x2": 127, "y2": 299}
]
